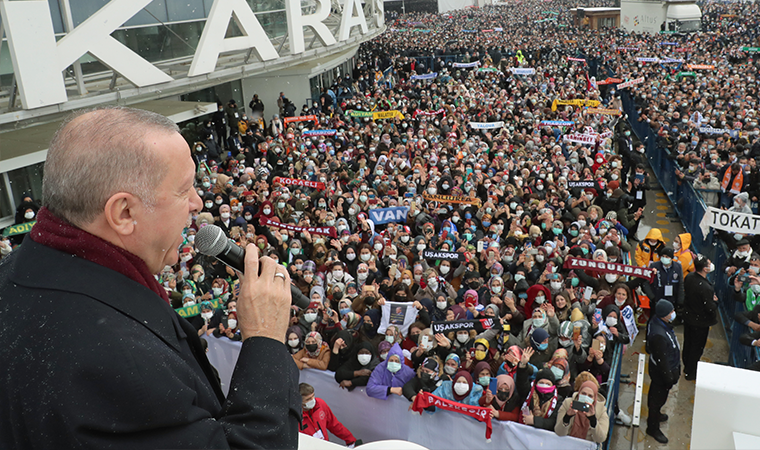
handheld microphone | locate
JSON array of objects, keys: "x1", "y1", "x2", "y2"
[{"x1": 194, "y1": 225, "x2": 310, "y2": 309}]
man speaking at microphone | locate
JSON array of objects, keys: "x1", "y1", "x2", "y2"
[{"x1": 0, "y1": 107, "x2": 300, "y2": 449}]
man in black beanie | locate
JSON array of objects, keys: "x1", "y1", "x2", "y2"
[{"x1": 645, "y1": 299, "x2": 681, "y2": 444}]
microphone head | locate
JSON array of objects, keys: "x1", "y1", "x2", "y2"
[{"x1": 195, "y1": 225, "x2": 228, "y2": 257}]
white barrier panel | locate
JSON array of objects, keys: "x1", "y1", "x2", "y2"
[
  {"x1": 204, "y1": 336, "x2": 596, "y2": 450},
  {"x1": 691, "y1": 361, "x2": 760, "y2": 450}
]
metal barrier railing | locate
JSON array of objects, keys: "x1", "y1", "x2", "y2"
[{"x1": 603, "y1": 343, "x2": 624, "y2": 450}]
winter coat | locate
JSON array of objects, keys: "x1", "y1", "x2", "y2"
[{"x1": 366, "y1": 343, "x2": 415, "y2": 399}]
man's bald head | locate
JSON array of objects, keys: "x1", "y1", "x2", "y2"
[{"x1": 43, "y1": 106, "x2": 180, "y2": 226}]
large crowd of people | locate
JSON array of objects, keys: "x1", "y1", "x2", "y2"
[{"x1": 4, "y1": 0, "x2": 760, "y2": 446}]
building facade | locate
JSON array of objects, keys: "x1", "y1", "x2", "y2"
[{"x1": 0, "y1": 0, "x2": 385, "y2": 228}]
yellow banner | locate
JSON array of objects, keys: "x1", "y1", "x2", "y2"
[
  {"x1": 585, "y1": 108, "x2": 622, "y2": 116},
  {"x1": 551, "y1": 99, "x2": 601, "y2": 112},
  {"x1": 373, "y1": 110, "x2": 405, "y2": 120}
]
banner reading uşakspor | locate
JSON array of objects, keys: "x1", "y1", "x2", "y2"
[
  {"x1": 259, "y1": 217, "x2": 337, "y2": 238},
  {"x1": 423, "y1": 249, "x2": 466, "y2": 261},
  {"x1": 699, "y1": 207, "x2": 760, "y2": 236},
  {"x1": 411, "y1": 392, "x2": 493, "y2": 439},
  {"x1": 567, "y1": 181, "x2": 596, "y2": 188},
  {"x1": 272, "y1": 176, "x2": 325, "y2": 190},
  {"x1": 452, "y1": 61, "x2": 481, "y2": 68},
  {"x1": 563, "y1": 257, "x2": 655, "y2": 282},
  {"x1": 431, "y1": 318, "x2": 495, "y2": 334}
]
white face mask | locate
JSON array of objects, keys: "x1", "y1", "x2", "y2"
[
  {"x1": 492, "y1": 285, "x2": 502, "y2": 294},
  {"x1": 436, "y1": 300, "x2": 448, "y2": 310},
  {"x1": 305, "y1": 313, "x2": 318, "y2": 323},
  {"x1": 440, "y1": 265, "x2": 451, "y2": 275},
  {"x1": 417, "y1": 244, "x2": 427, "y2": 251},
  {"x1": 535, "y1": 255, "x2": 545, "y2": 263},
  {"x1": 673, "y1": 242, "x2": 681, "y2": 251},
  {"x1": 457, "y1": 333, "x2": 469, "y2": 343},
  {"x1": 428, "y1": 279, "x2": 439, "y2": 291},
  {"x1": 605, "y1": 316, "x2": 618, "y2": 327},
  {"x1": 201, "y1": 311, "x2": 213, "y2": 321},
  {"x1": 361, "y1": 253, "x2": 371, "y2": 262},
  {"x1": 24, "y1": 211, "x2": 35, "y2": 220},
  {"x1": 357, "y1": 272, "x2": 368, "y2": 281},
  {"x1": 332, "y1": 270, "x2": 344, "y2": 279},
  {"x1": 227, "y1": 319, "x2": 237, "y2": 329},
  {"x1": 374, "y1": 243, "x2": 384, "y2": 252},
  {"x1": 288, "y1": 339, "x2": 300, "y2": 348},
  {"x1": 605, "y1": 274, "x2": 618, "y2": 283},
  {"x1": 707, "y1": 262, "x2": 715, "y2": 273},
  {"x1": 577, "y1": 394, "x2": 594, "y2": 405},
  {"x1": 550, "y1": 281, "x2": 562, "y2": 291},
  {"x1": 444, "y1": 365, "x2": 457, "y2": 375},
  {"x1": 346, "y1": 253, "x2": 356, "y2": 261},
  {"x1": 221, "y1": 212, "x2": 230, "y2": 219},
  {"x1": 303, "y1": 399, "x2": 316, "y2": 410},
  {"x1": 533, "y1": 316, "x2": 546, "y2": 327},
  {"x1": 385, "y1": 335, "x2": 395, "y2": 343},
  {"x1": 358, "y1": 354, "x2": 372, "y2": 365},
  {"x1": 402, "y1": 279, "x2": 412, "y2": 286},
  {"x1": 534, "y1": 295, "x2": 545, "y2": 305},
  {"x1": 614, "y1": 297, "x2": 626, "y2": 307},
  {"x1": 454, "y1": 382, "x2": 470, "y2": 396}
]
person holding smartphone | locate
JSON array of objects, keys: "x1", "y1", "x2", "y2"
[{"x1": 554, "y1": 380, "x2": 609, "y2": 443}]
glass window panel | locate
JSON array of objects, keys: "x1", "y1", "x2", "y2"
[
  {"x1": 47, "y1": 0, "x2": 65, "y2": 34},
  {"x1": 167, "y1": 0, "x2": 206, "y2": 22},
  {"x1": 71, "y1": 0, "x2": 109, "y2": 28},
  {"x1": 124, "y1": 1, "x2": 168, "y2": 27},
  {"x1": 248, "y1": 0, "x2": 285, "y2": 13},
  {"x1": 257, "y1": 11, "x2": 287, "y2": 38},
  {"x1": 7, "y1": 163, "x2": 44, "y2": 213},
  {"x1": 0, "y1": 177, "x2": 13, "y2": 219}
]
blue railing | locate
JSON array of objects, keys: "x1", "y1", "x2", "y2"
[
  {"x1": 608, "y1": 64, "x2": 756, "y2": 369},
  {"x1": 603, "y1": 343, "x2": 624, "y2": 450}
]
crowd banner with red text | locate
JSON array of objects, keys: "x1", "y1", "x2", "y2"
[
  {"x1": 259, "y1": 217, "x2": 337, "y2": 237},
  {"x1": 563, "y1": 257, "x2": 655, "y2": 282},
  {"x1": 272, "y1": 176, "x2": 326, "y2": 190},
  {"x1": 283, "y1": 115, "x2": 318, "y2": 125},
  {"x1": 411, "y1": 391, "x2": 493, "y2": 439}
]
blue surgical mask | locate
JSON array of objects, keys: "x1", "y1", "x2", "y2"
[
  {"x1": 478, "y1": 376, "x2": 490, "y2": 387},
  {"x1": 339, "y1": 308, "x2": 351, "y2": 316},
  {"x1": 387, "y1": 361, "x2": 402, "y2": 373},
  {"x1": 571, "y1": 278, "x2": 579, "y2": 287},
  {"x1": 465, "y1": 213, "x2": 472, "y2": 220},
  {"x1": 536, "y1": 342, "x2": 548, "y2": 351},
  {"x1": 550, "y1": 366, "x2": 564, "y2": 381}
]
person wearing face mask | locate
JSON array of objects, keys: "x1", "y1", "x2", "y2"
[
  {"x1": 285, "y1": 326, "x2": 304, "y2": 355},
  {"x1": 299, "y1": 383, "x2": 357, "y2": 446},
  {"x1": 366, "y1": 343, "x2": 415, "y2": 400},
  {"x1": 635, "y1": 228, "x2": 665, "y2": 268},
  {"x1": 597, "y1": 305, "x2": 630, "y2": 358},
  {"x1": 682, "y1": 255, "x2": 718, "y2": 381},
  {"x1": 555, "y1": 380, "x2": 609, "y2": 443},
  {"x1": 517, "y1": 365, "x2": 561, "y2": 431},
  {"x1": 431, "y1": 370, "x2": 484, "y2": 408},
  {"x1": 292, "y1": 331, "x2": 330, "y2": 371},
  {"x1": 481, "y1": 372, "x2": 523, "y2": 422},
  {"x1": 335, "y1": 341, "x2": 379, "y2": 391},
  {"x1": 326, "y1": 330, "x2": 356, "y2": 374},
  {"x1": 598, "y1": 282, "x2": 634, "y2": 312},
  {"x1": 673, "y1": 233, "x2": 695, "y2": 279},
  {"x1": 298, "y1": 299, "x2": 323, "y2": 336},
  {"x1": 326, "y1": 262, "x2": 354, "y2": 294},
  {"x1": 645, "y1": 300, "x2": 681, "y2": 444},
  {"x1": 648, "y1": 248, "x2": 684, "y2": 320},
  {"x1": 403, "y1": 357, "x2": 444, "y2": 402}
]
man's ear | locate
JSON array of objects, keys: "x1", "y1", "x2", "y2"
[{"x1": 104, "y1": 193, "x2": 138, "y2": 237}]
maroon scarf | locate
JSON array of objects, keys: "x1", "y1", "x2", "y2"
[{"x1": 30, "y1": 207, "x2": 170, "y2": 304}]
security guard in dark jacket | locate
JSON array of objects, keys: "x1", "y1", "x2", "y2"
[
  {"x1": 646, "y1": 300, "x2": 680, "y2": 444},
  {"x1": 682, "y1": 255, "x2": 718, "y2": 381},
  {"x1": 649, "y1": 247, "x2": 684, "y2": 311}
]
